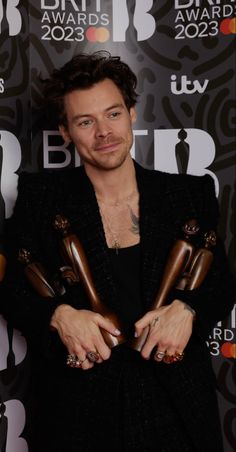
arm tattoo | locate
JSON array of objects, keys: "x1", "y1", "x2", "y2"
[{"x1": 183, "y1": 302, "x2": 196, "y2": 319}]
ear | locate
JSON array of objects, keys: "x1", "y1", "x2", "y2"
[
  {"x1": 130, "y1": 107, "x2": 137, "y2": 124},
  {"x1": 59, "y1": 125, "x2": 71, "y2": 145}
]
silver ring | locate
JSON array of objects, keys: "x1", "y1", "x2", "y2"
[
  {"x1": 86, "y1": 351, "x2": 100, "y2": 363},
  {"x1": 155, "y1": 351, "x2": 165, "y2": 360}
]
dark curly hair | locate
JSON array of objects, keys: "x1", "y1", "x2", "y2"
[{"x1": 42, "y1": 51, "x2": 138, "y2": 128}]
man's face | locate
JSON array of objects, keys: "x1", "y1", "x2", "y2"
[{"x1": 59, "y1": 78, "x2": 136, "y2": 171}]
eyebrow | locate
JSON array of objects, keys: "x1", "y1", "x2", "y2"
[{"x1": 71, "y1": 103, "x2": 125, "y2": 123}]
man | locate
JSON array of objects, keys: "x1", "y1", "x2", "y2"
[{"x1": 1, "y1": 51, "x2": 235, "y2": 452}]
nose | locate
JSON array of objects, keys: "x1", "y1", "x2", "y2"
[{"x1": 95, "y1": 119, "x2": 111, "y2": 139}]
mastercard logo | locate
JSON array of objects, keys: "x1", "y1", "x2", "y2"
[
  {"x1": 86, "y1": 27, "x2": 110, "y2": 42},
  {"x1": 221, "y1": 342, "x2": 236, "y2": 358},
  {"x1": 220, "y1": 18, "x2": 236, "y2": 35}
]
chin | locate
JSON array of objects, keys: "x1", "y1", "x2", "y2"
[{"x1": 94, "y1": 151, "x2": 128, "y2": 170}]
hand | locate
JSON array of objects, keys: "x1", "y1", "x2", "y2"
[
  {"x1": 134, "y1": 300, "x2": 195, "y2": 361},
  {"x1": 50, "y1": 305, "x2": 121, "y2": 370}
]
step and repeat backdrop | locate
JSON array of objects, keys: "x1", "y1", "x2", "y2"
[{"x1": 0, "y1": 1, "x2": 235, "y2": 451}]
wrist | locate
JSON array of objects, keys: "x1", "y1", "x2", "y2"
[
  {"x1": 50, "y1": 304, "x2": 74, "y2": 329},
  {"x1": 183, "y1": 302, "x2": 196, "y2": 320},
  {"x1": 173, "y1": 299, "x2": 196, "y2": 321}
]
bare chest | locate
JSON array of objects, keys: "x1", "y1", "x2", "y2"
[{"x1": 98, "y1": 196, "x2": 140, "y2": 250}]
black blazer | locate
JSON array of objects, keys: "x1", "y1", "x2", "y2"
[{"x1": 2, "y1": 161, "x2": 234, "y2": 340}]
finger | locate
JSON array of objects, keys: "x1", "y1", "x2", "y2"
[
  {"x1": 153, "y1": 350, "x2": 166, "y2": 362},
  {"x1": 162, "y1": 349, "x2": 185, "y2": 364},
  {"x1": 173, "y1": 351, "x2": 185, "y2": 362},
  {"x1": 67, "y1": 353, "x2": 95, "y2": 370},
  {"x1": 95, "y1": 314, "x2": 121, "y2": 337},
  {"x1": 66, "y1": 353, "x2": 87, "y2": 369},
  {"x1": 135, "y1": 312, "x2": 155, "y2": 337},
  {"x1": 93, "y1": 335, "x2": 111, "y2": 361},
  {"x1": 150, "y1": 316, "x2": 160, "y2": 328},
  {"x1": 85, "y1": 351, "x2": 101, "y2": 363},
  {"x1": 86, "y1": 348, "x2": 104, "y2": 364},
  {"x1": 80, "y1": 358, "x2": 94, "y2": 370},
  {"x1": 69, "y1": 343, "x2": 88, "y2": 359},
  {"x1": 165, "y1": 346, "x2": 177, "y2": 357},
  {"x1": 140, "y1": 332, "x2": 159, "y2": 360},
  {"x1": 162, "y1": 353, "x2": 176, "y2": 364},
  {"x1": 139, "y1": 319, "x2": 164, "y2": 359}
]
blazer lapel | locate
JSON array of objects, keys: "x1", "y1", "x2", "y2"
[{"x1": 136, "y1": 166, "x2": 174, "y2": 310}]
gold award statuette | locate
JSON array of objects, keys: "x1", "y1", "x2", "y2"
[
  {"x1": 129, "y1": 220, "x2": 216, "y2": 352},
  {"x1": 175, "y1": 229, "x2": 216, "y2": 290},
  {"x1": 53, "y1": 214, "x2": 127, "y2": 348}
]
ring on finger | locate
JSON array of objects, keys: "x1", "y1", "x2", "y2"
[
  {"x1": 173, "y1": 351, "x2": 184, "y2": 362},
  {"x1": 66, "y1": 354, "x2": 86, "y2": 368},
  {"x1": 86, "y1": 351, "x2": 100, "y2": 363},
  {"x1": 66, "y1": 354, "x2": 77, "y2": 367},
  {"x1": 154, "y1": 351, "x2": 165, "y2": 361},
  {"x1": 76, "y1": 357, "x2": 87, "y2": 368},
  {"x1": 163, "y1": 353, "x2": 175, "y2": 364}
]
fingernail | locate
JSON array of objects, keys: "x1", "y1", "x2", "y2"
[
  {"x1": 134, "y1": 331, "x2": 138, "y2": 338},
  {"x1": 114, "y1": 329, "x2": 121, "y2": 335}
]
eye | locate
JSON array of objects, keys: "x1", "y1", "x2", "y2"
[
  {"x1": 109, "y1": 111, "x2": 121, "y2": 119},
  {"x1": 79, "y1": 119, "x2": 93, "y2": 128}
]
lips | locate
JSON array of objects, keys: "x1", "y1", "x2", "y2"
[{"x1": 95, "y1": 140, "x2": 121, "y2": 152}]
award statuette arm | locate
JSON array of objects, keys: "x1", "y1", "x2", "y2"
[
  {"x1": 18, "y1": 248, "x2": 58, "y2": 298},
  {"x1": 53, "y1": 214, "x2": 127, "y2": 348}
]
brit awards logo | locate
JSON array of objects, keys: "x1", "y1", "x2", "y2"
[
  {"x1": 43, "y1": 127, "x2": 219, "y2": 196},
  {"x1": 40, "y1": 0, "x2": 156, "y2": 43},
  {"x1": 174, "y1": 0, "x2": 236, "y2": 39},
  {"x1": 0, "y1": 0, "x2": 22, "y2": 36},
  {"x1": 112, "y1": 0, "x2": 156, "y2": 42},
  {"x1": 206, "y1": 304, "x2": 236, "y2": 359}
]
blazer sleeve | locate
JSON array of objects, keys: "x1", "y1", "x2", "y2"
[{"x1": 172, "y1": 174, "x2": 236, "y2": 339}]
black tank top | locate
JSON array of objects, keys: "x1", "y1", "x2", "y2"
[{"x1": 108, "y1": 244, "x2": 143, "y2": 338}]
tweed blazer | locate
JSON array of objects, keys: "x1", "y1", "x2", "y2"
[
  {"x1": 2, "y1": 161, "x2": 234, "y2": 337},
  {"x1": 1, "y1": 161, "x2": 235, "y2": 452}
]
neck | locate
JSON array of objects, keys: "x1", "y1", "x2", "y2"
[{"x1": 85, "y1": 156, "x2": 138, "y2": 203}]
